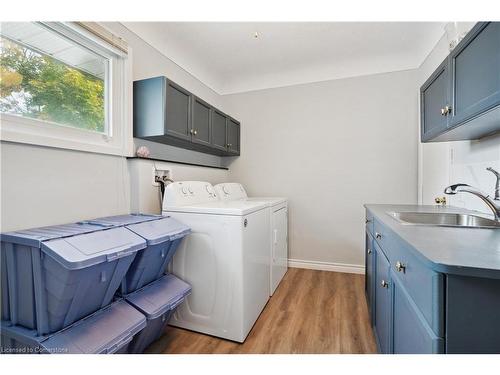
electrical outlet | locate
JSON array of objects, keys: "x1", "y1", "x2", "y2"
[{"x1": 152, "y1": 167, "x2": 172, "y2": 187}]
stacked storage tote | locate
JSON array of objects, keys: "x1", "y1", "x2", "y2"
[{"x1": 0, "y1": 214, "x2": 191, "y2": 354}]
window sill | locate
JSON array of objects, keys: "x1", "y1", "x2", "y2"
[{"x1": 1, "y1": 114, "x2": 133, "y2": 157}]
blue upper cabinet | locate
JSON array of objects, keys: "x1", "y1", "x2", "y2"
[
  {"x1": 133, "y1": 76, "x2": 241, "y2": 157},
  {"x1": 421, "y1": 22, "x2": 500, "y2": 142},
  {"x1": 165, "y1": 79, "x2": 192, "y2": 141},
  {"x1": 421, "y1": 58, "x2": 450, "y2": 141}
]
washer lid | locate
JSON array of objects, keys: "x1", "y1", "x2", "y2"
[
  {"x1": 164, "y1": 200, "x2": 268, "y2": 216},
  {"x1": 246, "y1": 197, "x2": 288, "y2": 206}
]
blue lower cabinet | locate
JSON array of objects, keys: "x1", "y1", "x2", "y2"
[
  {"x1": 374, "y1": 243, "x2": 391, "y2": 354},
  {"x1": 446, "y1": 275, "x2": 500, "y2": 353},
  {"x1": 392, "y1": 276, "x2": 444, "y2": 354}
]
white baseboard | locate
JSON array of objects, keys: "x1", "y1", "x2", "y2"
[{"x1": 288, "y1": 258, "x2": 365, "y2": 274}]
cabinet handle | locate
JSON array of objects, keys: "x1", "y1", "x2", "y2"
[
  {"x1": 395, "y1": 261, "x2": 406, "y2": 273},
  {"x1": 381, "y1": 280, "x2": 389, "y2": 288},
  {"x1": 227, "y1": 143, "x2": 232, "y2": 148},
  {"x1": 367, "y1": 249, "x2": 372, "y2": 255},
  {"x1": 190, "y1": 129, "x2": 194, "y2": 135},
  {"x1": 193, "y1": 129, "x2": 198, "y2": 135},
  {"x1": 441, "y1": 106, "x2": 452, "y2": 116},
  {"x1": 375, "y1": 232, "x2": 382, "y2": 239}
]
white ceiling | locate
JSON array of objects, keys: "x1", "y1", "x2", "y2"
[{"x1": 124, "y1": 22, "x2": 446, "y2": 95}]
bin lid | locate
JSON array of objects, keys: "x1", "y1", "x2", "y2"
[
  {"x1": 126, "y1": 217, "x2": 191, "y2": 246},
  {"x1": 41, "y1": 227, "x2": 146, "y2": 270},
  {"x1": 80, "y1": 213, "x2": 162, "y2": 227},
  {"x1": 0, "y1": 222, "x2": 111, "y2": 248},
  {"x1": 125, "y1": 274, "x2": 191, "y2": 320},
  {"x1": 43, "y1": 300, "x2": 146, "y2": 354},
  {"x1": 0, "y1": 300, "x2": 145, "y2": 354}
]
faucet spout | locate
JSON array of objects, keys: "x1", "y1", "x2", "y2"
[
  {"x1": 486, "y1": 167, "x2": 500, "y2": 200},
  {"x1": 444, "y1": 183, "x2": 500, "y2": 221}
]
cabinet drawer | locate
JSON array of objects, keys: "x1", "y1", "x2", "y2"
[
  {"x1": 373, "y1": 218, "x2": 444, "y2": 336},
  {"x1": 365, "y1": 209, "x2": 374, "y2": 236}
]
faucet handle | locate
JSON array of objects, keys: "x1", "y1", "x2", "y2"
[{"x1": 444, "y1": 184, "x2": 470, "y2": 195}]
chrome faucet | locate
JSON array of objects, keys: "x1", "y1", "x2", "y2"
[
  {"x1": 444, "y1": 177, "x2": 500, "y2": 222},
  {"x1": 486, "y1": 167, "x2": 500, "y2": 200}
]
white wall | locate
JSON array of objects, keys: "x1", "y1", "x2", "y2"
[
  {"x1": 0, "y1": 22, "x2": 230, "y2": 232},
  {"x1": 417, "y1": 26, "x2": 500, "y2": 214},
  {"x1": 0, "y1": 142, "x2": 130, "y2": 232},
  {"x1": 224, "y1": 70, "x2": 419, "y2": 269}
]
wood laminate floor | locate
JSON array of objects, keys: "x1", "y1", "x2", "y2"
[{"x1": 146, "y1": 268, "x2": 377, "y2": 354}]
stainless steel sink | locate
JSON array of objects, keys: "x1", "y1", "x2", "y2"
[{"x1": 387, "y1": 211, "x2": 500, "y2": 229}]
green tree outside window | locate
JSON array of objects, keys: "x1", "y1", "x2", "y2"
[{"x1": 0, "y1": 37, "x2": 105, "y2": 132}]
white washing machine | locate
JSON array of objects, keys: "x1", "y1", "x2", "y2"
[
  {"x1": 162, "y1": 181, "x2": 270, "y2": 343},
  {"x1": 214, "y1": 183, "x2": 288, "y2": 296}
]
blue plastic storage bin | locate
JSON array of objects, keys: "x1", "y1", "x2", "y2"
[
  {"x1": 1, "y1": 223, "x2": 146, "y2": 335},
  {"x1": 1, "y1": 222, "x2": 108, "y2": 327},
  {"x1": 122, "y1": 218, "x2": 190, "y2": 294},
  {"x1": 124, "y1": 274, "x2": 191, "y2": 353},
  {"x1": 85, "y1": 214, "x2": 191, "y2": 295},
  {"x1": 0, "y1": 299, "x2": 146, "y2": 354}
]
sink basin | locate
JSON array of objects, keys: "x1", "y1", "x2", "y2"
[{"x1": 388, "y1": 211, "x2": 500, "y2": 229}]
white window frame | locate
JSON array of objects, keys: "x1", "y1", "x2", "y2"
[{"x1": 0, "y1": 22, "x2": 133, "y2": 157}]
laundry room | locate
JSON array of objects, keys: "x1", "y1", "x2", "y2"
[{"x1": 1, "y1": 0, "x2": 500, "y2": 373}]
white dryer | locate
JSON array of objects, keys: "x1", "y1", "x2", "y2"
[
  {"x1": 214, "y1": 183, "x2": 288, "y2": 296},
  {"x1": 162, "y1": 181, "x2": 270, "y2": 343}
]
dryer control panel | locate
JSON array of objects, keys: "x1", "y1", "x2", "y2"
[
  {"x1": 163, "y1": 181, "x2": 218, "y2": 208},
  {"x1": 214, "y1": 183, "x2": 248, "y2": 201}
]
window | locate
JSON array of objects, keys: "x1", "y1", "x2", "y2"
[{"x1": 0, "y1": 22, "x2": 131, "y2": 156}]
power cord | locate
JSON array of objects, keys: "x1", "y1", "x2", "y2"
[{"x1": 155, "y1": 175, "x2": 174, "y2": 209}]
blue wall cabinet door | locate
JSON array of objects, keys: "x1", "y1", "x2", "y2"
[
  {"x1": 226, "y1": 118, "x2": 241, "y2": 155},
  {"x1": 420, "y1": 58, "x2": 450, "y2": 142},
  {"x1": 392, "y1": 276, "x2": 444, "y2": 354},
  {"x1": 449, "y1": 22, "x2": 500, "y2": 128},
  {"x1": 374, "y1": 243, "x2": 391, "y2": 354},
  {"x1": 211, "y1": 109, "x2": 229, "y2": 152},
  {"x1": 365, "y1": 231, "x2": 375, "y2": 324},
  {"x1": 165, "y1": 80, "x2": 192, "y2": 141},
  {"x1": 191, "y1": 96, "x2": 212, "y2": 147}
]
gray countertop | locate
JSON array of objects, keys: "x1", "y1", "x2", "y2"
[{"x1": 364, "y1": 204, "x2": 500, "y2": 279}]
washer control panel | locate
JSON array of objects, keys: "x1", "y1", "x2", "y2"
[
  {"x1": 164, "y1": 181, "x2": 218, "y2": 208},
  {"x1": 214, "y1": 183, "x2": 248, "y2": 201}
]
